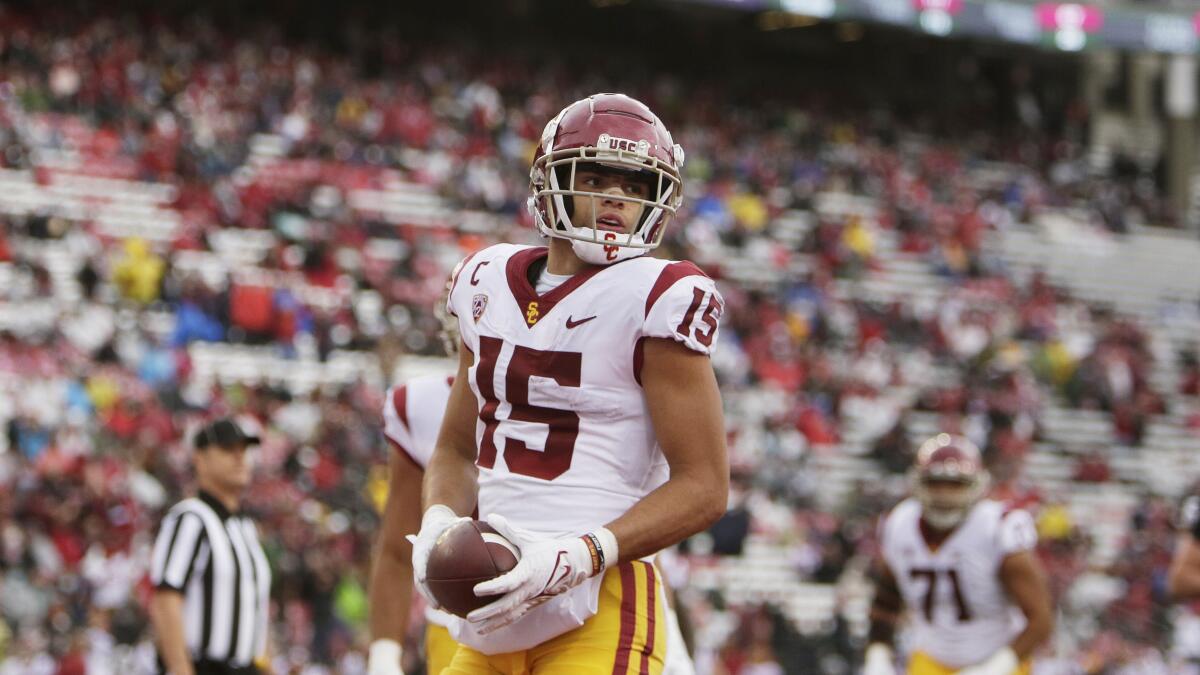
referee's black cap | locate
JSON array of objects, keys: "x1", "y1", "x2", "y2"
[{"x1": 193, "y1": 418, "x2": 261, "y2": 451}]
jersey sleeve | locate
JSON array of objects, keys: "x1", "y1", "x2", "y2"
[
  {"x1": 998, "y1": 509, "x2": 1038, "y2": 555},
  {"x1": 642, "y1": 261, "x2": 724, "y2": 355},
  {"x1": 382, "y1": 385, "x2": 419, "y2": 465},
  {"x1": 445, "y1": 253, "x2": 475, "y2": 319}
]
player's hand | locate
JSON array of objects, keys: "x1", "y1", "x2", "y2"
[
  {"x1": 862, "y1": 643, "x2": 896, "y2": 675},
  {"x1": 466, "y1": 514, "x2": 603, "y2": 634},
  {"x1": 406, "y1": 505, "x2": 469, "y2": 608},
  {"x1": 366, "y1": 639, "x2": 403, "y2": 675},
  {"x1": 956, "y1": 647, "x2": 1019, "y2": 675}
]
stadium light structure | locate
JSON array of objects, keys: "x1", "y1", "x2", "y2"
[{"x1": 672, "y1": 0, "x2": 1200, "y2": 55}]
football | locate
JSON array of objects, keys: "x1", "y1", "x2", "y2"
[{"x1": 426, "y1": 520, "x2": 521, "y2": 618}]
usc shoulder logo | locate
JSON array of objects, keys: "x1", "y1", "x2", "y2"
[{"x1": 525, "y1": 301, "x2": 540, "y2": 326}]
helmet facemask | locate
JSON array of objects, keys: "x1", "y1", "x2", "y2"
[
  {"x1": 529, "y1": 138, "x2": 683, "y2": 266},
  {"x1": 912, "y1": 472, "x2": 990, "y2": 530},
  {"x1": 910, "y1": 433, "x2": 989, "y2": 531}
]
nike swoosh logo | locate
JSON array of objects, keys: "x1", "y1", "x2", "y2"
[
  {"x1": 565, "y1": 315, "x2": 597, "y2": 329},
  {"x1": 540, "y1": 551, "x2": 572, "y2": 596}
]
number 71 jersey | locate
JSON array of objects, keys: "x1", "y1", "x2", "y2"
[
  {"x1": 447, "y1": 243, "x2": 723, "y2": 539},
  {"x1": 880, "y1": 498, "x2": 1038, "y2": 669}
]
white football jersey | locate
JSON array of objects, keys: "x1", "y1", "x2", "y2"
[
  {"x1": 880, "y1": 498, "x2": 1037, "y2": 669},
  {"x1": 382, "y1": 374, "x2": 454, "y2": 468},
  {"x1": 444, "y1": 243, "x2": 722, "y2": 653},
  {"x1": 380, "y1": 374, "x2": 455, "y2": 629}
]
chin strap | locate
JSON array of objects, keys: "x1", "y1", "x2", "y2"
[{"x1": 569, "y1": 237, "x2": 648, "y2": 266}]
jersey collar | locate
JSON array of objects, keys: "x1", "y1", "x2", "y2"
[
  {"x1": 918, "y1": 503, "x2": 978, "y2": 553},
  {"x1": 505, "y1": 247, "x2": 606, "y2": 328}
]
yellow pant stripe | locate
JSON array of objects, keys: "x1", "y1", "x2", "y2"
[
  {"x1": 629, "y1": 562, "x2": 651, "y2": 675},
  {"x1": 639, "y1": 563, "x2": 662, "y2": 675}
]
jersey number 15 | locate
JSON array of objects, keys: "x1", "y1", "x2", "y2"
[{"x1": 475, "y1": 335, "x2": 581, "y2": 481}]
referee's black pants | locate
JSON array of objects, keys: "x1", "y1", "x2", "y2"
[
  {"x1": 195, "y1": 660, "x2": 261, "y2": 675},
  {"x1": 158, "y1": 658, "x2": 261, "y2": 674}
]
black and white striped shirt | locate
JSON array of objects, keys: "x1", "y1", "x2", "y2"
[{"x1": 150, "y1": 491, "x2": 272, "y2": 669}]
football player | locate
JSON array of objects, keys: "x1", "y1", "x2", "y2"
[
  {"x1": 367, "y1": 298, "x2": 697, "y2": 675},
  {"x1": 409, "y1": 93, "x2": 728, "y2": 674},
  {"x1": 367, "y1": 296, "x2": 461, "y2": 675},
  {"x1": 864, "y1": 434, "x2": 1053, "y2": 675}
]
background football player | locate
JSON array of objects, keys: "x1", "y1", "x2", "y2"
[
  {"x1": 864, "y1": 434, "x2": 1054, "y2": 675},
  {"x1": 409, "y1": 93, "x2": 728, "y2": 674},
  {"x1": 367, "y1": 294, "x2": 460, "y2": 675}
]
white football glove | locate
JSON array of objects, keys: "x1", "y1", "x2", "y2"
[
  {"x1": 366, "y1": 639, "x2": 403, "y2": 675},
  {"x1": 957, "y1": 647, "x2": 1019, "y2": 675},
  {"x1": 405, "y1": 505, "x2": 470, "y2": 608},
  {"x1": 862, "y1": 643, "x2": 896, "y2": 675},
  {"x1": 466, "y1": 513, "x2": 618, "y2": 635}
]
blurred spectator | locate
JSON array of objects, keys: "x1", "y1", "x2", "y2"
[
  {"x1": 1181, "y1": 350, "x2": 1200, "y2": 397},
  {"x1": 1073, "y1": 451, "x2": 1112, "y2": 484},
  {"x1": 110, "y1": 239, "x2": 165, "y2": 304}
]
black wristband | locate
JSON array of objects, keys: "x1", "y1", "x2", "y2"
[{"x1": 583, "y1": 532, "x2": 606, "y2": 574}]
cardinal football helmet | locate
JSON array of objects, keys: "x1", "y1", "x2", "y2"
[
  {"x1": 911, "y1": 434, "x2": 990, "y2": 530},
  {"x1": 529, "y1": 93, "x2": 684, "y2": 265}
]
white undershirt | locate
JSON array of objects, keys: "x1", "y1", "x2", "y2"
[{"x1": 535, "y1": 270, "x2": 572, "y2": 295}]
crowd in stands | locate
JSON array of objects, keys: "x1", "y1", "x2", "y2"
[{"x1": 0, "y1": 4, "x2": 1198, "y2": 674}]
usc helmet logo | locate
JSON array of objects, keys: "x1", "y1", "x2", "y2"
[{"x1": 526, "y1": 301, "x2": 540, "y2": 325}]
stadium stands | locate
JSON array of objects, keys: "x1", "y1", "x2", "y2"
[{"x1": 0, "y1": 3, "x2": 1198, "y2": 673}]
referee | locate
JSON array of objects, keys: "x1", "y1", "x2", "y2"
[{"x1": 149, "y1": 418, "x2": 273, "y2": 675}]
